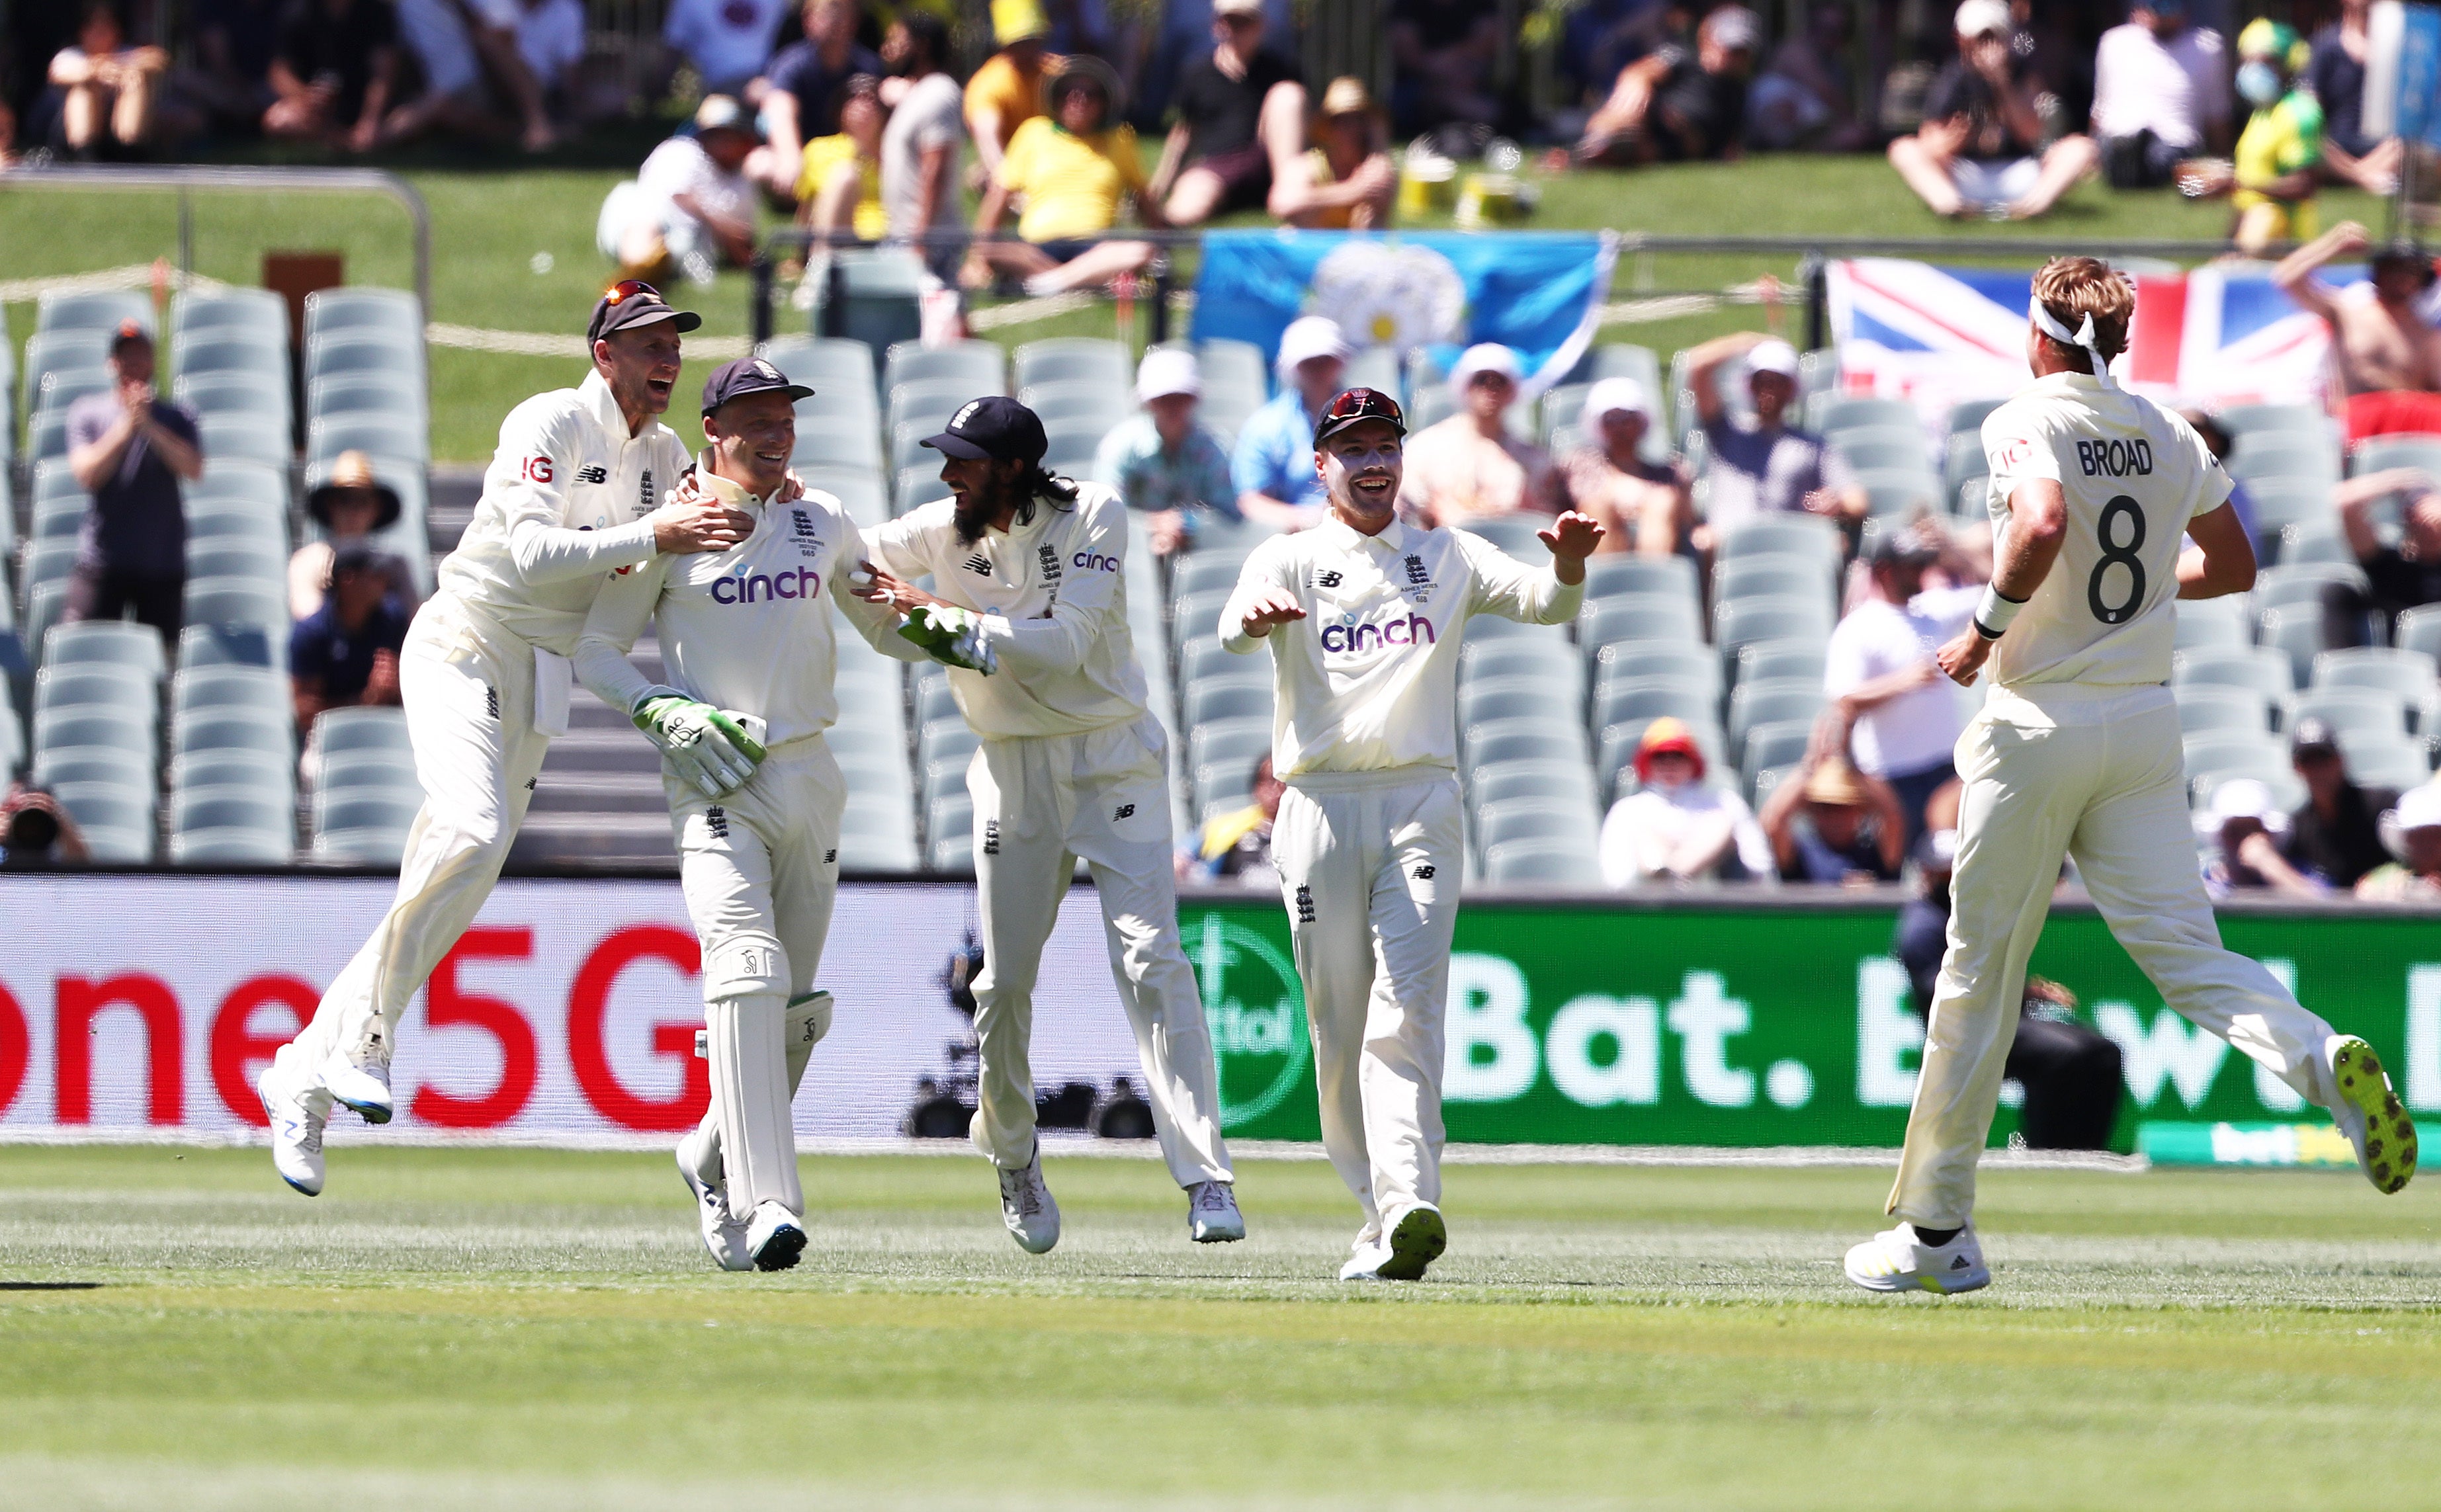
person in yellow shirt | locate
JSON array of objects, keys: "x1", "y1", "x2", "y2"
[
  {"x1": 796, "y1": 72, "x2": 889, "y2": 255},
  {"x1": 2175, "y1": 21, "x2": 2320, "y2": 254},
  {"x1": 964, "y1": 57, "x2": 1163, "y2": 296},
  {"x1": 964, "y1": 0, "x2": 1057, "y2": 185},
  {"x1": 1269, "y1": 75, "x2": 1396, "y2": 230}
]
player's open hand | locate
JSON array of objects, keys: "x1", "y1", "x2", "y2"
[
  {"x1": 1935, "y1": 624, "x2": 1992, "y2": 687},
  {"x1": 850, "y1": 563, "x2": 951, "y2": 614},
  {"x1": 1540, "y1": 510, "x2": 1606, "y2": 565},
  {"x1": 1238, "y1": 591, "x2": 1307, "y2": 638},
  {"x1": 650, "y1": 495, "x2": 753, "y2": 555}
]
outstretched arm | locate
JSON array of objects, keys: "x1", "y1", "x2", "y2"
[{"x1": 2273, "y1": 220, "x2": 2371, "y2": 324}]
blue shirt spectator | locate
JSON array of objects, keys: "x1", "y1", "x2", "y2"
[
  {"x1": 1097, "y1": 346, "x2": 1240, "y2": 556},
  {"x1": 290, "y1": 542, "x2": 409, "y2": 733},
  {"x1": 1228, "y1": 314, "x2": 1350, "y2": 527},
  {"x1": 62, "y1": 325, "x2": 203, "y2": 652}
]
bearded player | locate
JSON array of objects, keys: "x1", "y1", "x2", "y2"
[
  {"x1": 1845, "y1": 258, "x2": 2417, "y2": 1296},
  {"x1": 1217, "y1": 388, "x2": 1602, "y2": 1281}
]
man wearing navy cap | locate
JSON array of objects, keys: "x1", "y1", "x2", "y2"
[
  {"x1": 261, "y1": 280, "x2": 752, "y2": 1199},
  {"x1": 857, "y1": 395, "x2": 1242, "y2": 1254}
]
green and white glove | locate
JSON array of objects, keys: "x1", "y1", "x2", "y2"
[
  {"x1": 631, "y1": 685, "x2": 767, "y2": 798},
  {"x1": 898, "y1": 603, "x2": 999, "y2": 675}
]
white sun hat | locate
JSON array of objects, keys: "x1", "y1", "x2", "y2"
[{"x1": 1135, "y1": 346, "x2": 1201, "y2": 403}]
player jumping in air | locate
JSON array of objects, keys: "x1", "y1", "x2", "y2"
[{"x1": 1845, "y1": 258, "x2": 2418, "y2": 1296}]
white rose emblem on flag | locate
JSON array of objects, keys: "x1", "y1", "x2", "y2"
[{"x1": 1308, "y1": 241, "x2": 1467, "y2": 354}]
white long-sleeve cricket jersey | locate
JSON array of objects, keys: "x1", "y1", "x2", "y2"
[
  {"x1": 1219, "y1": 516, "x2": 1584, "y2": 775},
  {"x1": 439, "y1": 369, "x2": 694, "y2": 655},
  {"x1": 863, "y1": 482, "x2": 1150, "y2": 739},
  {"x1": 574, "y1": 469, "x2": 922, "y2": 745}
]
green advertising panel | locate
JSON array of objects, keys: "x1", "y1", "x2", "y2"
[{"x1": 1183, "y1": 896, "x2": 2441, "y2": 1149}]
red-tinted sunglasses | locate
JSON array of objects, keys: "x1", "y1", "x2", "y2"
[{"x1": 603, "y1": 278, "x2": 661, "y2": 305}]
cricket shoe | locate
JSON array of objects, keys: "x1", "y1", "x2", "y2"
[
  {"x1": 2327, "y1": 1036, "x2": 2418, "y2": 1195},
  {"x1": 1375, "y1": 1204, "x2": 1447, "y2": 1281},
  {"x1": 257, "y1": 1056, "x2": 330, "y2": 1197},
  {"x1": 746, "y1": 1201, "x2": 807, "y2": 1272},
  {"x1": 320, "y1": 1047, "x2": 394, "y2": 1125},
  {"x1": 998, "y1": 1148, "x2": 1061, "y2": 1255},
  {"x1": 1844, "y1": 1222, "x2": 1990, "y2": 1295},
  {"x1": 675, "y1": 1129, "x2": 752, "y2": 1273},
  {"x1": 1187, "y1": 1181, "x2": 1244, "y2": 1243}
]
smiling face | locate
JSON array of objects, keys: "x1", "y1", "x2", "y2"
[
  {"x1": 703, "y1": 391, "x2": 796, "y2": 495},
  {"x1": 941, "y1": 452, "x2": 1027, "y2": 544},
  {"x1": 1316, "y1": 418, "x2": 1403, "y2": 531},
  {"x1": 596, "y1": 320, "x2": 683, "y2": 421}
]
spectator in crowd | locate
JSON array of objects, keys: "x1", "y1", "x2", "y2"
[
  {"x1": 1557, "y1": 0, "x2": 1683, "y2": 112},
  {"x1": 1824, "y1": 521, "x2": 1983, "y2": 846},
  {"x1": 2175, "y1": 19, "x2": 2320, "y2": 255},
  {"x1": 795, "y1": 71, "x2": 887, "y2": 257},
  {"x1": 0, "y1": 784, "x2": 91, "y2": 868},
  {"x1": 2331, "y1": 468, "x2": 2441, "y2": 633},
  {"x1": 1269, "y1": 75, "x2": 1394, "y2": 229},
  {"x1": 660, "y1": 0, "x2": 791, "y2": 98},
  {"x1": 1397, "y1": 343, "x2": 1556, "y2": 530},
  {"x1": 48, "y1": 3, "x2": 188, "y2": 157},
  {"x1": 187, "y1": 0, "x2": 284, "y2": 135},
  {"x1": 64, "y1": 323, "x2": 202, "y2": 650},
  {"x1": 878, "y1": 11, "x2": 965, "y2": 289},
  {"x1": 1684, "y1": 331, "x2": 1864, "y2": 534},
  {"x1": 387, "y1": 0, "x2": 560, "y2": 152},
  {"x1": 2274, "y1": 223, "x2": 2441, "y2": 445},
  {"x1": 2198, "y1": 777, "x2": 2321, "y2": 898},
  {"x1": 2283, "y1": 716, "x2": 2399, "y2": 892},
  {"x1": 2307, "y1": 0, "x2": 2404, "y2": 195},
  {"x1": 2356, "y1": 782, "x2": 2441, "y2": 902},
  {"x1": 264, "y1": 0, "x2": 401, "y2": 153},
  {"x1": 1386, "y1": 0, "x2": 1499, "y2": 136},
  {"x1": 2090, "y1": 0, "x2": 2228, "y2": 190},
  {"x1": 1746, "y1": 3, "x2": 1867, "y2": 153},
  {"x1": 1230, "y1": 314, "x2": 1348, "y2": 530},
  {"x1": 595, "y1": 94, "x2": 760, "y2": 286},
  {"x1": 966, "y1": 58, "x2": 1162, "y2": 296},
  {"x1": 1888, "y1": 0, "x2": 2097, "y2": 220},
  {"x1": 1178, "y1": 754, "x2": 1281, "y2": 888},
  {"x1": 1760, "y1": 749, "x2": 1904, "y2": 885},
  {"x1": 964, "y1": 0, "x2": 1056, "y2": 186},
  {"x1": 1598, "y1": 716, "x2": 1772, "y2": 886},
  {"x1": 1896, "y1": 821, "x2": 2125, "y2": 1150},
  {"x1": 753, "y1": 0, "x2": 882, "y2": 204},
  {"x1": 1150, "y1": 0, "x2": 1304, "y2": 229},
  {"x1": 290, "y1": 541, "x2": 410, "y2": 734},
  {"x1": 506, "y1": 0, "x2": 586, "y2": 120},
  {"x1": 1095, "y1": 347, "x2": 1239, "y2": 558},
  {"x1": 1552, "y1": 376, "x2": 1694, "y2": 559},
  {"x1": 1573, "y1": 3, "x2": 1758, "y2": 167},
  {"x1": 289, "y1": 450, "x2": 415, "y2": 621}
]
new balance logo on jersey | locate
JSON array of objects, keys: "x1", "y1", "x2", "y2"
[
  {"x1": 485, "y1": 685, "x2": 500, "y2": 720},
  {"x1": 824, "y1": 848, "x2": 837, "y2": 864},
  {"x1": 963, "y1": 553, "x2": 993, "y2": 576},
  {"x1": 710, "y1": 566, "x2": 822, "y2": 603},
  {"x1": 1113, "y1": 804, "x2": 1135, "y2": 821},
  {"x1": 1412, "y1": 865, "x2": 1435, "y2": 880},
  {"x1": 706, "y1": 806, "x2": 728, "y2": 839},
  {"x1": 982, "y1": 819, "x2": 1000, "y2": 855},
  {"x1": 1318, "y1": 570, "x2": 1343, "y2": 588},
  {"x1": 1320, "y1": 610, "x2": 1437, "y2": 653},
  {"x1": 576, "y1": 464, "x2": 608, "y2": 484},
  {"x1": 1294, "y1": 884, "x2": 1315, "y2": 923}
]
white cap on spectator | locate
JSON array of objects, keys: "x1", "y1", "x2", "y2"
[
  {"x1": 1746, "y1": 338, "x2": 1801, "y2": 379},
  {"x1": 1276, "y1": 315, "x2": 1351, "y2": 376},
  {"x1": 1954, "y1": 0, "x2": 2010, "y2": 39},
  {"x1": 1582, "y1": 376, "x2": 1652, "y2": 429},
  {"x1": 1705, "y1": 5, "x2": 1762, "y2": 52},
  {"x1": 1136, "y1": 346, "x2": 1201, "y2": 402},
  {"x1": 1449, "y1": 342, "x2": 1523, "y2": 396},
  {"x1": 1213, "y1": 0, "x2": 1263, "y2": 15},
  {"x1": 2381, "y1": 782, "x2": 2441, "y2": 859},
  {"x1": 2197, "y1": 777, "x2": 2290, "y2": 835}
]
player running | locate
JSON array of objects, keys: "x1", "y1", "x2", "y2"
[
  {"x1": 258, "y1": 282, "x2": 752, "y2": 1197},
  {"x1": 853, "y1": 397, "x2": 1240, "y2": 1253},
  {"x1": 1845, "y1": 258, "x2": 2419, "y2": 1297},
  {"x1": 1218, "y1": 388, "x2": 1603, "y2": 1281},
  {"x1": 575, "y1": 357, "x2": 941, "y2": 1271}
]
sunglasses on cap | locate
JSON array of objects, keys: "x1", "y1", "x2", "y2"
[{"x1": 603, "y1": 278, "x2": 661, "y2": 305}]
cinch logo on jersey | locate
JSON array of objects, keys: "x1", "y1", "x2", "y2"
[
  {"x1": 710, "y1": 566, "x2": 822, "y2": 603},
  {"x1": 1319, "y1": 610, "x2": 1437, "y2": 652},
  {"x1": 1071, "y1": 550, "x2": 1119, "y2": 572},
  {"x1": 2075, "y1": 439, "x2": 2154, "y2": 477}
]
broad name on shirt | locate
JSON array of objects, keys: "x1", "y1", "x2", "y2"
[{"x1": 2074, "y1": 437, "x2": 2154, "y2": 478}]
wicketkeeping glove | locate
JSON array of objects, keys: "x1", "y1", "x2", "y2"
[
  {"x1": 631, "y1": 686, "x2": 767, "y2": 798},
  {"x1": 898, "y1": 603, "x2": 999, "y2": 675}
]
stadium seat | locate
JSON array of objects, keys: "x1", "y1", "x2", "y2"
[
  {"x1": 1740, "y1": 720, "x2": 1815, "y2": 796},
  {"x1": 1459, "y1": 679, "x2": 1568, "y2": 728},
  {"x1": 1852, "y1": 468, "x2": 1944, "y2": 518},
  {"x1": 2216, "y1": 401, "x2": 2326, "y2": 441},
  {"x1": 1715, "y1": 552, "x2": 1834, "y2": 609},
  {"x1": 2272, "y1": 520, "x2": 2356, "y2": 569},
  {"x1": 2227, "y1": 433, "x2": 2338, "y2": 484},
  {"x1": 22, "y1": 585, "x2": 69, "y2": 670},
  {"x1": 2176, "y1": 685, "x2": 2274, "y2": 738},
  {"x1": 1592, "y1": 676, "x2": 1716, "y2": 732},
  {"x1": 169, "y1": 789, "x2": 296, "y2": 864},
  {"x1": 43, "y1": 620, "x2": 167, "y2": 681},
  {"x1": 2174, "y1": 597, "x2": 2252, "y2": 653},
  {"x1": 33, "y1": 667, "x2": 156, "y2": 738},
  {"x1": 171, "y1": 747, "x2": 294, "y2": 802},
  {"x1": 308, "y1": 372, "x2": 427, "y2": 425},
  {"x1": 2183, "y1": 733, "x2": 2291, "y2": 801},
  {"x1": 304, "y1": 287, "x2": 421, "y2": 347},
  {"x1": 198, "y1": 414, "x2": 293, "y2": 468},
  {"x1": 2291, "y1": 686, "x2": 2413, "y2": 741},
  {"x1": 1582, "y1": 596, "x2": 1702, "y2": 648},
  {"x1": 1462, "y1": 516, "x2": 1549, "y2": 559},
  {"x1": 172, "y1": 288, "x2": 291, "y2": 347},
  {"x1": 918, "y1": 718, "x2": 981, "y2": 778},
  {"x1": 2192, "y1": 765, "x2": 2305, "y2": 814},
  {"x1": 825, "y1": 249, "x2": 927, "y2": 351},
  {"x1": 177, "y1": 334, "x2": 288, "y2": 383},
  {"x1": 305, "y1": 333, "x2": 423, "y2": 386},
  {"x1": 1461, "y1": 636, "x2": 1582, "y2": 688},
  {"x1": 884, "y1": 339, "x2": 1006, "y2": 401},
  {"x1": 1810, "y1": 396, "x2": 1916, "y2": 435},
  {"x1": 1014, "y1": 337, "x2": 1131, "y2": 392},
  {"x1": 312, "y1": 706, "x2": 414, "y2": 759},
  {"x1": 309, "y1": 413, "x2": 427, "y2": 466},
  {"x1": 2352, "y1": 435, "x2": 2441, "y2": 480},
  {"x1": 2243, "y1": 478, "x2": 2331, "y2": 544},
  {"x1": 1717, "y1": 513, "x2": 1841, "y2": 564},
  {"x1": 1461, "y1": 615, "x2": 1568, "y2": 646},
  {"x1": 1727, "y1": 677, "x2": 1824, "y2": 762},
  {"x1": 1733, "y1": 637, "x2": 1827, "y2": 693},
  {"x1": 2256, "y1": 606, "x2": 2333, "y2": 690},
  {"x1": 2311, "y1": 646, "x2": 2438, "y2": 705},
  {"x1": 1945, "y1": 397, "x2": 2006, "y2": 437},
  {"x1": 177, "y1": 371, "x2": 291, "y2": 425},
  {"x1": 1580, "y1": 554, "x2": 1699, "y2": 605},
  {"x1": 1469, "y1": 759, "x2": 1600, "y2": 811},
  {"x1": 1183, "y1": 676, "x2": 1271, "y2": 728},
  {"x1": 1017, "y1": 381, "x2": 1125, "y2": 434},
  {"x1": 188, "y1": 510, "x2": 290, "y2": 558},
  {"x1": 2174, "y1": 644, "x2": 2296, "y2": 706},
  {"x1": 174, "y1": 664, "x2": 289, "y2": 720},
  {"x1": 39, "y1": 288, "x2": 153, "y2": 340},
  {"x1": 32, "y1": 740, "x2": 150, "y2": 791},
  {"x1": 314, "y1": 790, "x2": 421, "y2": 865},
  {"x1": 1715, "y1": 595, "x2": 1834, "y2": 669},
  {"x1": 52, "y1": 780, "x2": 155, "y2": 862},
  {"x1": 761, "y1": 335, "x2": 878, "y2": 396},
  {"x1": 1480, "y1": 836, "x2": 1603, "y2": 888},
  {"x1": 1344, "y1": 347, "x2": 1402, "y2": 403},
  {"x1": 175, "y1": 707, "x2": 292, "y2": 763},
  {"x1": 1828, "y1": 427, "x2": 1930, "y2": 474},
  {"x1": 185, "y1": 576, "x2": 289, "y2": 638},
  {"x1": 1465, "y1": 714, "x2": 1590, "y2": 771},
  {"x1": 178, "y1": 622, "x2": 277, "y2": 670},
  {"x1": 1475, "y1": 796, "x2": 1604, "y2": 855},
  {"x1": 1592, "y1": 640, "x2": 1721, "y2": 697},
  {"x1": 2334, "y1": 731, "x2": 2432, "y2": 790},
  {"x1": 188, "y1": 542, "x2": 286, "y2": 583}
]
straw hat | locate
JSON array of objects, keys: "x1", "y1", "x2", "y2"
[
  {"x1": 1803, "y1": 759, "x2": 1869, "y2": 807},
  {"x1": 306, "y1": 450, "x2": 402, "y2": 532}
]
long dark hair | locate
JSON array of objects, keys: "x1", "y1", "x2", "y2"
[{"x1": 1015, "y1": 464, "x2": 1078, "y2": 525}]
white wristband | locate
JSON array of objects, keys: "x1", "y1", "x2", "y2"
[{"x1": 1974, "y1": 585, "x2": 2026, "y2": 639}]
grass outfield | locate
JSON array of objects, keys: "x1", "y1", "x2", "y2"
[{"x1": 3, "y1": 1146, "x2": 2438, "y2": 1508}]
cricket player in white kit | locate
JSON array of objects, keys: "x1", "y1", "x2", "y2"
[
  {"x1": 259, "y1": 282, "x2": 755, "y2": 1197},
  {"x1": 855, "y1": 396, "x2": 1242, "y2": 1252},
  {"x1": 577, "y1": 356, "x2": 943, "y2": 1271},
  {"x1": 1846, "y1": 259, "x2": 2419, "y2": 1296},
  {"x1": 1219, "y1": 387, "x2": 1604, "y2": 1281}
]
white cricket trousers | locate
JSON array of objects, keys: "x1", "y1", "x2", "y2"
[
  {"x1": 674, "y1": 739, "x2": 846, "y2": 1224},
  {"x1": 1270, "y1": 768, "x2": 1465, "y2": 1249},
  {"x1": 282, "y1": 595, "x2": 550, "y2": 1075},
  {"x1": 966, "y1": 714, "x2": 1232, "y2": 1189},
  {"x1": 1891, "y1": 684, "x2": 2342, "y2": 1228}
]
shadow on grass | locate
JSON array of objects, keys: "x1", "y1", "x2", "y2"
[{"x1": 0, "y1": 1281, "x2": 105, "y2": 1290}]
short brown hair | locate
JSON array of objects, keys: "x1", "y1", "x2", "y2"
[{"x1": 2030, "y1": 256, "x2": 2135, "y2": 370}]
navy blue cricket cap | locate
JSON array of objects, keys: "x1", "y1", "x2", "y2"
[
  {"x1": 923, "y1": 395, "x2": 1047, "y2": 464},
  {"x1": 701, "y1": 355, "x2": 815, "y2": 415},
  {"x1": 1314, "y1": 386, "x2": 1406, "y2": 447},
  {"x1": 587, "y1": 279, "x2": 704, "y2": 344}
]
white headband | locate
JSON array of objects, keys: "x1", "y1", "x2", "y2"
[{"x1": 2031, "y1": 300, "x2": 2117, "y2": 390}]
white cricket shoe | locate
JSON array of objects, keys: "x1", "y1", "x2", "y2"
[
  {"x1": 1339, "y1": 1241, "x2": 1392, "y2": 1281},
  {"x1": 320, "y1": 1048, "x2": 394, "y2": 1125},
  {"x1": 998, "y1": 1148, "x2": 1061, "y2": 1255},
  {"x1": 1187, "y1": 1181, "x2": 1244, "y2": 1243},
  {"x1": 1375, "y1": 1203, "x2": 1447, "y2": 1281},
  {"x1": 257, "y1": 1058, "x2": 329, "y2": 1197},
  {"x1": 2327, "y1": 1036, "x2": 2419, "y2": 1195},
  {"x1": 674, "y1": 1130, "x2": 751, "y2": 1273},
  {"x1": 1844, "y1": 1221, "x2": 1990, "y2": 1295},
  {"x1": 746, "y1": 1201, "x2": 807, "y2": 1272}
]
